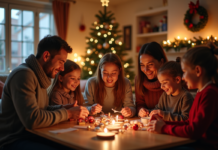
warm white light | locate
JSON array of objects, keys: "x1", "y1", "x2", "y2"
[
  {"x1": 109, "y1": 41, "x2": 112, "y2": 44},
  {"x1": 90, "y1": 38, "x2": 93, "y2": 42},
  {"x1": 87, "y1": 49, "x2": 91, "y2": 54},
  {"x1": 89, "y1": 71, "x2": 93, "y2": 75},
  {"x1": 118, "y1": 41, "x2": 122, "y2": 45},
  {"x1": 163, "y1": 41, "x2": 167, "y2": 44},
  {"x1": 101, "y1": 0, "x2": 109, "y2": 7},
  {"x1": 177, "y1": 36, "x2": 180, "y2": 39},
  {"x1": 111, "y1": 38, "x2": 114, "y2": 41},
  {"x1": 94, "y1": 21, "x2": 98, "y2": 25},
  {"x1": 98, "y1": 54, "x2": 103, "y2": 58},
  {"x1": 215, "y1": 37, "x2": 217, "y2": 40},
  {"x1": 184, "y1": 37, "x2": 187, "y2": 40},
  {"x1": 78, "y1": 57, "x2": 81, "y2": 61},
  {"x1": 111, "y1": 47, "x2": 114, "y2": 50},
  {"x1": 96, "y1": 26, "x2": 99, "y2": 30},
  {"x1": 74, "y1": 58, "x2": 77, "y2": 62},
  {"x1": 192, "y1": 43, "x2": 195, "y2": 46},
  {"x1": 167, "y1": 40, "x2": 170, "y2": 43},
  {"x1": 104, "y1": 128, "x2": 108, "y2": 133},
  {"x1": 81, "y1": 62, "x2": 85, "y2": 66},
  {"x1": 95, "y1": 39, "x2": 98, "y2": 43},
  {"x1": 112, "y1": 50, "x2": 116, "y2": 54},
  {"x1": 74, "y1": 53, "x2": 78, "y2": 57},
  {"x1": 104, "y1": 34, "x2": 107, "y2": 38},
  {"x1": 116, "y1": 115, "x2": 118, "y2": 121},
  {"x1": 201, "y1": 41, "x2": 204, "y2": 44},
  {"x1": 126, "y1": 74, "x2": 130, "y2": 78},
  {"x1": 86, "y1": 58, "x2": 90, "y2": 61},
  {"x1": 188, "y1": 40, "x2": 191, "y2": 44},
  {"x1": 97, "y1": 32, "x2": 101, "y2": 36},
  {"x1": 207, "y1": 36, "x2": 209, "y2": 40},
  {"x1": 109, "y1": 25, "x2": 113, "y2": 28},
  {"x1": 112, "y1": 120, "x2": 115, "y2": 125},
  {"x1": 91, "y1": 60, "x2": 94, "y2": 64},
  {"x1": 108, "y1": 32, "x2": 111, "y2": 35},
  {"x1": 100, "y1": 24, "x2": 104, "y2": 28}
]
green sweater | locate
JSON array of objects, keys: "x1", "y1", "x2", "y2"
[
  {"x1": 155, "y1": 88, "x2": 194, "y2": 121},
  {"x1": 84, "y1": 77, "x2": 136, "y2": 117},
  {"x1": 0, "y1": 56, "x2": 68, "y2": 147}
]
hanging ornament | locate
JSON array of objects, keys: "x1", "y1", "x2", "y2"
[
  {"x1": 97, "y1": 44, "x2": 102, "y2": 49},
  {"x1": 79, "y1": 15, "x2": 86, "y2": 32},
  {"x1": 103, "y1": 42, "x2": 110, "y2": 49}
]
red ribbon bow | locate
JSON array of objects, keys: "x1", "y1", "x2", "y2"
[{"x1": 189, "y1": 0, "x2": 199, "y2": 14}]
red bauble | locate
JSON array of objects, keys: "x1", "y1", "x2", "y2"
[
  {"x1": 133, "y1": 124, "x2": 138, "y2": 130},
  {"x1": 118, "y1": 115, "x2": 124, "y2": 119},
  {"x1": 78, "y1": 118, "x2": 84, "y2": 123},
  {"x1": 85, "y1": 117, "x2": 89, "y2": 123},
  {"x1": 189, "y1": 23, "x2": 193, "y2": 28},
  {"x1": 200, "y1": 15, "x2": 204, "y2": 19},
  {"x1": 88, "y1": 116, "x2": 94, "y2": 120},
  {"x1": 79, "y1": 24, "x2": 86, "y2": 31},
  {"x1": 89, "y1": 119, "x2": 94, "y2": 123},
  {"x1": 185, "y1": 19, "x2": 189, "y2": 24}
]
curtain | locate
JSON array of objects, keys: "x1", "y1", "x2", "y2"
[{"x1": 52, "y1": 0, "x2": 70, "y2": 40}]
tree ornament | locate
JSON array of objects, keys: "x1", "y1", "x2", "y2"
[
  {"x1": 97, "y1": 44, "x2": 102, "y2": 49},
  {"x1": 103, "y1": 42, "x2": 110, "y2": 49},
  {"x1": 79, "y1": 15, "x2": 86, "y2": 32},
  {"x1": 184, "y1": 0, "x2": 208, "y2": 32}
]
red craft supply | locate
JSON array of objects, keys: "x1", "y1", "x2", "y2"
[
  {"x1": 89, "y1": 119, "x2": 94, "y2": 123},
  {"x1": 133, "y1": 124, "x2": 138, "y2": 130},
  {"x1": 118, "y1": 115, "x2": 124, "y2": 119}
]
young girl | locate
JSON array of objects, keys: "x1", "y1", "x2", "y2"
[
  {"x1": 149, "y1": 57, "x2": 193, "y2": 121},
  {"x1": 148, "y1": 43, "x2": 218, "y2": 149},
  {"x1": 84, "y1": 53, "x2": 136, "y2": 117},
  {"x1": 49, "y1": 60, "x2": 84, "y2": 107}
]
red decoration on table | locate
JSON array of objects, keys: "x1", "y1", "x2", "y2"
[
  {"x1": 85, "y1": 117, "x2": 89, "y2": 123},
  {"x1": 133, "y1": 124, "x2": 138, "y2": 130},
  {"x1": 189, "y1": 23, "x2": 193, "y2": 28},
  {"x1": 118, "y1": 115, "x2": 124, "y2": 119},
  {"x1": 189, "y1": 0, "x2": 199, "y2": 14},
  {"x1": 89, "y1": 119, "x2": 94, "y2": 123}
]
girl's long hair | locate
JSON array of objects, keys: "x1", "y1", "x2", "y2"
[
  {"x1": 136, "y1": 41, "x2": 168, "y2": 95},
  {"x1": 49, "y1": 60, "x2": 84, "y2": 105},
  {"x1": 182, "y1": 42, "x2": 218, "y2": 86},
  {"x1": 94, "y1": 53, "x2": 125, "y2": 108}
]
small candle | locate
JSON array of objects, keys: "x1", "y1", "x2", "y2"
[
  {"x1": 112, "y1": 120, "x2": 115, "y2": 125},
  {"x1": 96, "y1": 128, "x2": 115, "y2": 139},
  {"x1": 116, "y1": 115, "x2": 118, "y2": 122}
]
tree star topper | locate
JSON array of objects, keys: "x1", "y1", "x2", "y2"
[{"x1": 101, "y1": 0, "x2": 109, "y2": 7}]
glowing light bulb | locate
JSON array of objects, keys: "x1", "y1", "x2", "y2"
[
  {"x1": 74, "y1": 53, "x2": 78, "y2": 57},
  {"x1": 207, "y1": 36, "x2": 209, "y2": 40},
  {"x1": 98, "y1": 54, "x2": 103, "y2": 58},
  {"x1": 81, "y1": 62, "x2": 85, "y2": 66},
  {"x1": 74, "y1": 58, "x2": 77, "y2": 62},
  {"x1": 86, "y1": 58, "x2": 90, "y2": 61},
  {"x1": 90, "y1": 38, "x2": 93, "y2": 42},
  {"x1": 184, "y1": 37, "x2": 187, "y2": 40},
  {"x1": 163, "y1": 41, "x2": 167, "y2": 44},
  {"x1": 109, "y1": 25, "x2": 113, "y2": 28},
  {"x1": 108, "y1": 32, "x2": 111, "y2": 35},
  {"x1": 94, "y1": 21, "x2": 97, "y2": 25},
  {"x1": 177, "y1": 36, "x2": 180, "y2": 39},
  {"x1": 188, "y1": 40, "x2": 191, "y2": 44},
  {"x1": 89, "y1": 71, "x2": 93, "y2": 75},
  {"x1": 111, "y1": 47, "x2": 114, "y2": 50},
  {"x1": 112, "y1": 50, "x2": 116, "y2": 54},
  {"x1": 78, "y1": 57, "x2": 81, "y2": 61},
  {"x1": 96, "y1": 26, "x2": 99, "y2": 30},
  {"x1": 100, "y1": 24, "x2": 103, "y2": 28},
  {"x1": 91, "y1": 60, "x2": 94, "y2": 64},
  {"x1": 215, "y1": 37, "x2": 217, "y2": 40},
  {"x1": 97, "y1": 32, "x2": 101, "y2": 36},
  {"x1": 104, "y1": 34, "x2": 107, "y2": 38},
  {"x1": 95, "y1": 39, "x2": 98, "y2": 43},
  {"x1": 109, "y1": 41, "x2": 112, "y2": 44},
  {"x1": 126, "y1": 74, "x2": 130, "y2": 78},
  {"x1": 118, "y1": 41, "x2": 122, "y2": 45},
  {"x1": 87, "y1": 49, "x2": 91, "y2": 54}
]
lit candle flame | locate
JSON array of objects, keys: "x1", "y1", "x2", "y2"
[
  {"x1": 104, "y1": 128, "x2": 108, "y2": 133},
  {"x1": 116, "y1": 115, "x2": 118, "y2": 121},
  {"x1": 112, "y1": 120, "x2": 115, "y2": 125}
]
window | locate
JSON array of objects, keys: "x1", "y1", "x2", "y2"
[{"x1": 0, "y1": 2, "x2": 54, "y2": 73}]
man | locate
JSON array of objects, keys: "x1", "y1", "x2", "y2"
[{"x1": 0, "y1": 35, "x2": 89, "y2": 150}]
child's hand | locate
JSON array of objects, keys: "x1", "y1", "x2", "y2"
[
  {"x1": 73, "y1": 101, "x2": 78, "y2": 107},
  {"x1": 91, "y1": 104, "x2": 102, "y2": 115},
  {"x1": 149, "y1": 109, "x2": 163, "y2": 118},
  {"x1": 67, "y1": 106, "x2": 89, "y2": 119},
  {"x1": 138, "y1": 108, "x2": 149, "y2": 117},
  {"x1": 147, "y1": 114, "x2": 166, "y2": 133},
  {"x1": 121, "y1": 107, "x2": 132, "y2": 117}
]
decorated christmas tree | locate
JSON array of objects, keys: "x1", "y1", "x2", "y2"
[{"x1": 81, "y1": 5, "x2": 134, "y2": 82}]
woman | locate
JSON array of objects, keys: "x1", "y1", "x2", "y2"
[{"x1": 135, "y1": 41, "x2": 168, "y2": 117}]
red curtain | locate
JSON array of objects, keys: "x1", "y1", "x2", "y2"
[{"x1": 52, "y1": 0, "x2": 70, "y2": 40}]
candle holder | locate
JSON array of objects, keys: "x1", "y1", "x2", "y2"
[{"x1": 97, "y1": 128, "x2": 115, "y2": 139}]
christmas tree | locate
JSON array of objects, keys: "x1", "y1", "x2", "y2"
[{"x1": 81, "y1": 6, "x2": 134, "y2": 82}]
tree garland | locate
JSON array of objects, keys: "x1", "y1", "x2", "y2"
[{"x1": 184, "y1": 0, "x2": 208, "y2": 32}]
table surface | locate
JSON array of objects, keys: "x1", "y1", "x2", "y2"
[{"x1": 26, "y1": 117, "x2": 195, "y2": 150}]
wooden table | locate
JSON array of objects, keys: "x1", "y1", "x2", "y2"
[{"x1": 27, "y1": 117, "x2": 195, "y2": 150}]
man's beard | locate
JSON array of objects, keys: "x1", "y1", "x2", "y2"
[{"x1": 43, "y1": 60, "x2": 56, "y2": 78}]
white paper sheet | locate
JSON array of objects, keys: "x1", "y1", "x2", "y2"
[{"x1": 49, "y1": 127, "x2": 77, "y2": 134}]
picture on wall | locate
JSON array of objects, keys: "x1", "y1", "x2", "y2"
[{"x1": 123, "y1": 26, "x2": 132, "y2": 50}]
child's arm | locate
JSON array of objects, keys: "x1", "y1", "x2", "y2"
[
  {"x1": 162, "y1": 88, "x2": 218, "y2": 139},
  {"x1": 161, "y1": 92, "x2": 193, "y2": 121},
  {"x1": 135, "y1": 78, "x2": 147, "y2": 114},
  {"x1": 122, "y1": 78, "x2": 136, "y2": 117}
]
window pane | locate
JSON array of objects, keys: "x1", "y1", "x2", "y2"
[
  {"x1": 0, "y1": 41, "x2": 5, "y2": 56},
  {"x1": 0, "y1": 25, "x2": 4, "y2": 40},
  {"x1": 22, "y1": 42, "x2": 33, "y2": 56},
  {"x1": 11, "y1": 42, "x2": 22, "y2": 56},
  {"x1": 23, "y1": 11, "x2": 34, "y2": 27},
  {"x1": 0, "y1": 8, "x2": 5, "y2": 24},
  {"x1": 23, "y1": 27, "x2": 33, "y2": 41},
  {"x1": 11, "y1": 26, "x2": 22, "y2": 41},
  {"x1": 11, "y1": 57, "x2": 22, "y2": 70},
  {"x1": 39, "y1": 13, "x2": 49, "y2": 28},
  {"x1": 11, "y1": 9, "x2": 22, "y2": 25},
  {"x1": 0, "y1": 57, "x2": 5, "y2": 72},
  {"x1": 39, "y1": 29, "x2": 49, "y2": 40}
]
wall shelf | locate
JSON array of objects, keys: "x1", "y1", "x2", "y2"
[
  {"x1": 135, "y1": 6, "x2": 168, "y2": 17},
  {"x1": 137, "y1": 31, "x2": 167, "y2": 38}
]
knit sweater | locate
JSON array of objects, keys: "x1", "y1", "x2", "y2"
[
  {"x1": 50, "y1": 88, "x2": 75, "y2": 105},
  {"x1": 162, "y1": 84, "x2": 218, "y2": 149},
  {"x1": 0, "y1": 55, "x2": 68, "y2": 147},
  {"x1": 84, "y1": 77, "x2": 136, "y2": 117},
  {"x1": 155, "y1": 88, "x2": 194, "y2": 121},
  {"x1": 135, "y1": 76, "x2": 164, "y2": 113}
]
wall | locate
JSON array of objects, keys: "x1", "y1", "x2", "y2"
[{"x1": 66, "y1": 1, "x2": 115, "y2": 61}]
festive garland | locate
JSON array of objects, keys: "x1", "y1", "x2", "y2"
[{"x1": 184, "y1": 0, "x2": 208, "y2": 32}]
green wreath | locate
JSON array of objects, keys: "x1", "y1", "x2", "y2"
[{"x1": 184, "y1": 1, "x2": 208, "y2": 32}]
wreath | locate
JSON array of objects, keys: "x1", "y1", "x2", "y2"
[{"x1": 184, "y1": 0, "x2": 208, "y2": 32}]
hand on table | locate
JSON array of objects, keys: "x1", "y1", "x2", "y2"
[
  {"x1": 67, "y1": 106, "x2": 89, "y2": 119},
  {"x1": 62, "y1": 101, "x2": 78, "y2": 109},
  {"x1": 91, "y1": 103, "x2": 102, "y2": 115},
  {"x1": 149, "y1": 109, "x2": 163, "y2": 118},
  {"x1": 121, "y1": 107, "x2": 132, "y2": 117},
  {"x1": 147, "y1": 114, "x2": 166, "y2": 134},
  {"x1": 138, "y1": 108, "x2": 149, "y2": 117}
]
